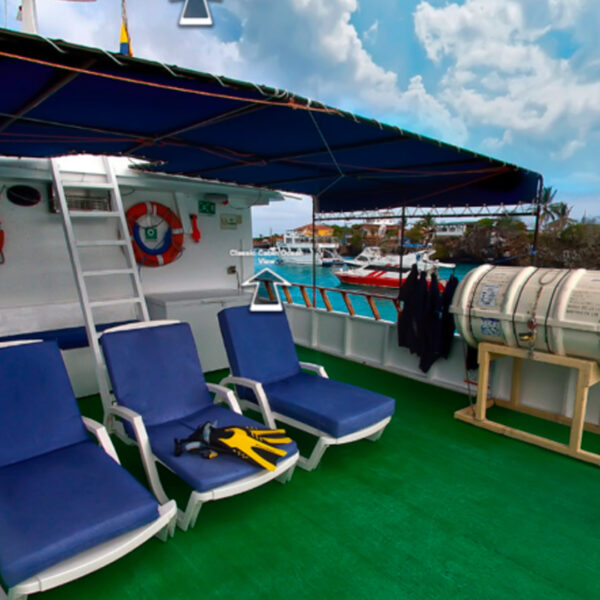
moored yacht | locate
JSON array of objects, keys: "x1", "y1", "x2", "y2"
[
  {"x1": 336, "y1": 248, "x2": 455, "y2": 288},
  {"x1": 275, "y1": 231, "x2": 344, "y2": 266}
]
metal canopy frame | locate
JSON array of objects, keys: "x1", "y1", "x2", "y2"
[
  {"x1": 311, "y1": 195, "x2": 542, "y2": 292},
  {"x1": 315, "y1": 203, "x2": 540, "y2": 222}
]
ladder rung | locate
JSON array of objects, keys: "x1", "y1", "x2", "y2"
[
  {"x1": 62, "y1": 182, "x2": 114, "y2": 190},
  {"x1": 76, "y1": 240, "x2": 128, "y2": 247},
  {"x1": 69, "y1": 211, "x2": 120, "y2": 218},
  {"x1": 89, "y1": 298, "x2": 144, "y2": 308},
  {"x1": 83, "y1": 268, "x2": 136, "y2": 277}
]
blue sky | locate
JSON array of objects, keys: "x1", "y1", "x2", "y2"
[{"x1": 4, "y1": 0, "x2": 600, "y2": 234}]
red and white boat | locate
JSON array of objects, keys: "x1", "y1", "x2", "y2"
[
  {"x1": 334, "y1": 250, "x2": 454, "y2": 289},
  {"x1": 334, "y1": 264, "x2": 409, "y2": 288}
]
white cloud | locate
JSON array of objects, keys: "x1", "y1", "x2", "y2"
[
  {"x1": 551, "y1": 138, "x2": 585, "y2": 159},
  {"x1": 481, "y1": 129, "x2": 513, "y2": 151},
  {"x1": 414, "y1": 0, "x2": 600, "y2": 159},
  {"x1": 548, "y1": 0, "x2": 587, "y2": 28},
  {"x1": 363, "y1": 20, "x2": 379, "y2": 44},
  {"x1": 226, "y1": 0, "x2": 466, "y2": 142}
]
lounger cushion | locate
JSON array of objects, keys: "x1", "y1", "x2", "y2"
[
  {"x1": 101, "y1": 322, "x2": 213, "y2": 426},
  {"x1": 0, "y1": 321, "x2": 132, "y2": 351},
  {"x1": 0, "y1": 341, "x2": 88, "y2": 468},
  {"x1": 263, "y1": 373, "x2": 395, "y2": 438},
  {"x1": 147, "y1": 404, "x2": 298, "y2": 492},
  {"x1": 218, "y1": 307, "x2": 301, "y2": 385},
  {"x1": 0, "y1": 440, "x2": 159, "y2": 587}
]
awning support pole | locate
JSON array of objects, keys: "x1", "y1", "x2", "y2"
[
  {"x1": 312, "y1": 195, "x2": 317, "y2": 307},
  {"x1": 399, "y1": 204, "x2": 406, "y2": 286},
  {"x1": 532, "y1": 178, "x2": 543, "y2": 266}
]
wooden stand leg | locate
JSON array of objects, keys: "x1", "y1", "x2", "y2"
[
  {"x1": 510, "y1": 357, "x2": 522, "y2": 408},
  {"x1": 475, "y1": 346, "x2": 490, "y2": 421},
  {"x1": 569, "y1": 366, "x2": 591, "y2": 453}
]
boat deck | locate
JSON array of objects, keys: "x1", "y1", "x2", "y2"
[{"x1": 41, "y1": 348, "x2": 600, "y2": 599}]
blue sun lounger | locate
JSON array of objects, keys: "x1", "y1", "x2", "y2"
[
  {"x1": 0, "y1": 340, "x2": 176, "y2": 600},
  {"x1": 218, "y1": 306, "x2": 396, "y2": 470},
  {"x1": 100, "y1": 321, "x2": 299, "y2": 531}
]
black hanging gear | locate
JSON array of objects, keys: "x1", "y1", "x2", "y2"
[
  {"x1": 397, "y1": 264, "x2": 419, "y2": 349},
  {"x1": 440, "y1": 274, "x2": 460, "y2": 359},
  {"x1": 419, "y1": 272, "x2": 443, "y2": 373}
]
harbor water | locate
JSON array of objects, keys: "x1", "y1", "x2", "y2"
[{"x1": 254, "y1": 258, "x2": 477, "y2": 322}]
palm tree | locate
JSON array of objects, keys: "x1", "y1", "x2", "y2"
[
  {"x1": 539, "y1": 186, "x2": 557, "y2": 228},
  {"x1": 417, "y1": 214, "x2": 437, "y2": 246},
  {"x1": 547, "y1": 202, "x2": 574, "y2": 234}
]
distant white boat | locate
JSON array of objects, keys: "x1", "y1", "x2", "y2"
[{"x1": 275, "y1": 231, "x2": 344, "y2": 266}]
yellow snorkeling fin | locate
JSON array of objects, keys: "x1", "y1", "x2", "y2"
[{"x1": 206, "y1": 424, "x2": 291, "y2": 471}]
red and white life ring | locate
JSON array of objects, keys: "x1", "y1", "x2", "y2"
[{"x1": 126, "y1": 202, "x2": 184, "y2": 267}]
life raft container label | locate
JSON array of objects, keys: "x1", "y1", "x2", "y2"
[
  {"x1": 480, "y1": 318, "x2": 501, "y2": 337},
  {"x1": 477, "y1": 284, "x2": 499, "y2": 308}
]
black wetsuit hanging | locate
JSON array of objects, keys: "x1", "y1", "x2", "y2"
[
  {"x1": 410, "y1": 271, "x2": 429, "y2": 357},
  {"x1": 440, "y1": 274, "x2": 459, "y2": 359},
  {"x1": 419, "y1": 272, "x2": 442, "y2": 373},
  {"x1": 397, "y1": 264, "x2": 419, "y2": 348}
]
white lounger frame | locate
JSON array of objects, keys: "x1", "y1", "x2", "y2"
[
  {"x1": 101, "y1": 322, "x2": 299, "y2": 532},
  {"x1": 220, "y1": 362, "x2": 391, "y2": 471},
  {"x1": 0, "y1": 415, "x2": 177, "y2": 600}
]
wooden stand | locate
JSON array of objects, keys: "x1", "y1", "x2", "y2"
[{"x1": 455, "y1": 342, "x2": 600, "y2": 467}]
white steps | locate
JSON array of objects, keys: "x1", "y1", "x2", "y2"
[{"x1": 51, "y1": 156, "x2": 150, "y2": 426}]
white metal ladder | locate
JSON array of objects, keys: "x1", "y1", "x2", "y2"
[{"x1": 51, "y1": 156, "x2": 149, "y2": 426}]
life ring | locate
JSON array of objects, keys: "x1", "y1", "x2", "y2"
[{"x1": 126, "y1": 202, "x2": 184, "y2": 267}]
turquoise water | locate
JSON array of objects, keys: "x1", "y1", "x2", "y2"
[{"x1": 254, "y1": 258, "x2": 477, "y2": 322}]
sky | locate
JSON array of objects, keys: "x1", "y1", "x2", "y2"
[{"x1": 4, "y1": 0, "x2": 600, "y2": 234}]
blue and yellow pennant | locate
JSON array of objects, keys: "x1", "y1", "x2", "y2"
[{"x1": 119, "y1": 20, "x2": 132, "y2": 56}]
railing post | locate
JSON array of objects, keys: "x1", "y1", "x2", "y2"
[
  {"x1": 366, "y1": 295, "x2": 381, "y2": 320},
  {"x1": 319, "y1": 288, "x2": 333, "y2": 312},
  {"x1": 282, "y1": 286, "x2": 293, "y2": 304},
  {"x1": 298, "y1": 285, "x2": 312, "y2": 307},
  {"x1": 340, "y1": 291, "x2": 355, "y2": 316}
]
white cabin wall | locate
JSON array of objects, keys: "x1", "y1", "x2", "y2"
[
  {"x1": 0, "y1": 182, "x2": 79, "y2": 310},
  {"x1": 0, "y1": 156, "x2": 259, "y2": 396},
  {"x1": 0, "y1": 175, "x2": 254, "y2": 333}
]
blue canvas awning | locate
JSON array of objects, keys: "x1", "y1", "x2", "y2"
[{"x1": 0, "y1": 30, "x2": 542, "y2": 212}]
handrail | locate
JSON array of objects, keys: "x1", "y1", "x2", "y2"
[
  {"x1": 303, "y1": 284, "x2": 394, "y2": 302},
  {"x1": 259, "y1": 279, "x2": 398, "y2": 321}
]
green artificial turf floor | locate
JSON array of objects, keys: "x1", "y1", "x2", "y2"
[{"x1": 28, "y1": 347, "x2": 600, "y2": 599}]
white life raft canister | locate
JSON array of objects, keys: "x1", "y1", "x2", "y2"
[{"x1": 450, "y1": 265, "x2": 600, "y2": 362}]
